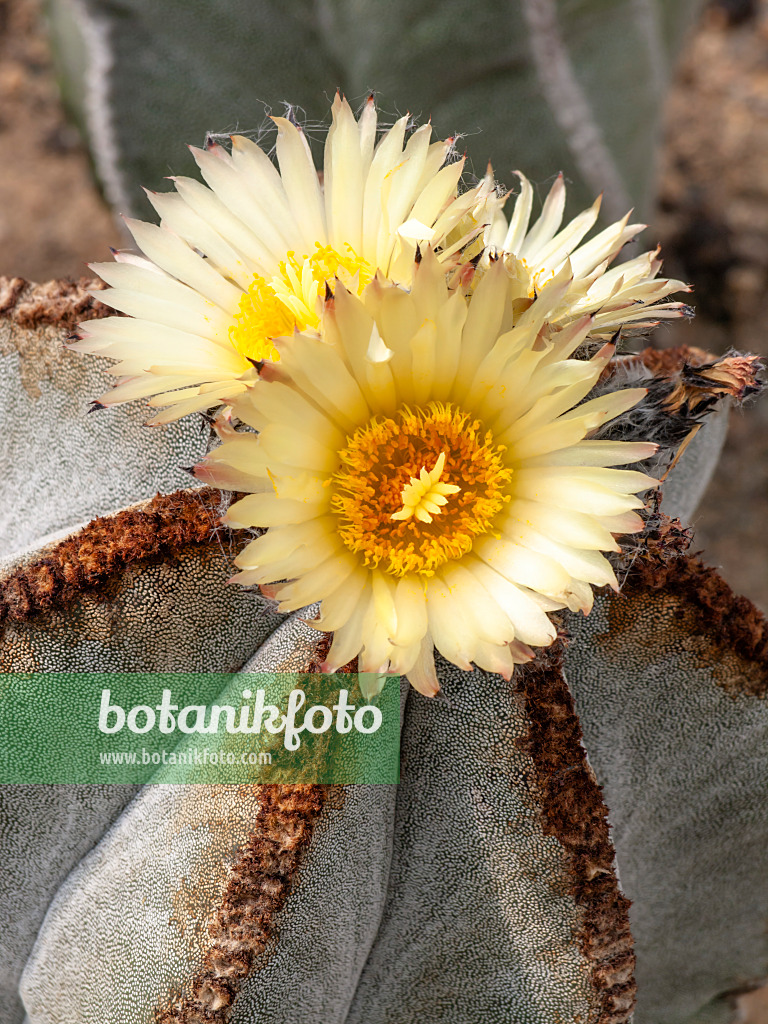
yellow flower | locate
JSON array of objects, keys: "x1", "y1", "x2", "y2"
[
  {"x1": 197, "y1": 251, "x2": 659, "y2": 696},
  {"x1": 484, "y1": 171, "x2": 691, "y2": 335},
  {"x1": 71, "y1": 95, "x2": 496, "y2": 424}
]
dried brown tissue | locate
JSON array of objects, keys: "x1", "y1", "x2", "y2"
[
  {"x1": 156, "y1": 784, "x2": 327, "y2": 1024},
  {"x1": 516, "y1": 641, "x2": 637, "y2": 1023},
  {"x1": 615, "y1": 514, "x2": 768, "y2": 695},
  {"x1": 0, "y1": 488, "x2": 242, "y2": 624},
  {"x1": 155, "y1": 637, "x2": 350, "y2": 1024},
  {"x1": 0, "y1": 275, "x2": 111, "y2": 328},
  {"x1": 0, "y1": 275, "x2": 113, "y2": 397},
  {"x1": 604, "y1": 344, "x2": 763, "y2": 412}
]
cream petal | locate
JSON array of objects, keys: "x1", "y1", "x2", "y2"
[
  {"x1": 474, "y1": 537, "x2": 572, "y2": 595},
  {"x1": 408, "y1": 158, "x2": 464, "y2": 230},
  {"x1": 502, "y1": 500, "x2": 620, "y2": 552},
  {"x1": 362, "y1": 114, "x2": 408, "y2": 262},
  {"x1": 410, "y1": 317, "x2": 437, "y2": 406},
  {"x1": 358, "y1": 95, "x2": 377, "y2": 171},
  {"x1": 157, "y1": 179, "x2": 271, "y2": 279},
  {"x1": 486, "y1": 351, "x2": 597, "y2": 434},
  {"x1": 471, "y1": 641, "x2": 525, "y2": 680},
  {"x1": 452, "y1": 259, "x2": 510, "y2": 402},
  {"x1": 553, "y1": 387, "x2": 648, "y2": 431},
  {"x1": 514, "y1": 465, "x2": 657, "y2": 496},
  {"x1": 200, "y1": 431, "x2": 262, "y2": 465},
  {"x1": 378, "y1": 124, "x2": 433, "y2": 266},
  {"x1": 322, "y1": 591, "x2": 369, "y2": 670},
  {"x1": 371, "y1": 570, "x2": 398, "y2": 639},
  {"x1": 404, "y1": 637, "x2": 440, "y2": 697},
  {"x1": 570, "y1": 216, "x2": 643, "y2": 278},
  {"x1": 191, "y1": 145, "x2": 295, "y2": 261},
  {"x1": 237, "y1": 531, "x2": 344, "y2": 585},
  {"x1": 330, "y1": 286, "x2": 397, "y2": 414},
  {"x1": 258, "y1": 424, "x2": 340, "y2": 473},
  {"x1": 505, "y1": 417, "x2": 592, "y2": 462},
  {"x1": 325, "y1": 94, "x2": 364, "y2": 253},
  {"x1": 368, "y1": 277, "x2": 421, "y2": 401},
  {"x1": 223, "y1": 491, "x2": 329, "y2": 528},
  {"x1": 96, "y1": 374, "x2": 197, "y2": 405},
  {"x1": 146, "y1": 190, "x2": 254, "y2": 289},
  {"x1": 509, "y1": 523, "x2": 619, "y2": 589},
  {"x1": 519, "y1": 173, "x2": 566, "y2": 260},
  {"x1": 276, "y1": 550, "x2": 359, "y2": 613},
  {"x1": 272, "y1": 116, "x2": 327, "y2": 246},
  {"x1": 229, "y1": 134, "x2": 300, "y2": 239},
  {"x1": 274, "y1": 333, "x2": 370, "y2": 433},
  {"x1": 595, "y1": 511, "x2": 646, "y2": 535},
  {"x1": 425, "y1": 574, "x2": 474, "y2": 672},
  {"x1": 234, "y1": 520, "x2": 331, "y2": 568},
  {"x1": 236, "y1": 381, "x2": 344, "y2": 447},
  {"x1": 440, "y1": 562, "x2": 517, "y2": 646},
  {"x1": 537, "y1": 314, "x2": 595, "y2": 366},
  {"x1": 520, "y1": 440, "x2": 658, "y2": 469},
  {"x1": 511, "y1": 472, "x2": 646, "y2": 516},
  {"x1": 535, "y1": 195, "x2": 602, "y2": 272},
  {"x1": 502, "y1": 172, "x2": 534, "y2": 254},
  {"x1": 563, "y1": 578, "x2": 594, "y2": 615},
  {"x1": 313, "y1": 566, "x2": 370, "y2": 632},
  {"x1": 430, "y1": 289, "x2": 468, "y2": 401},
  {"x1": 466, "y1": 558, "x2": 558, "y2": 647},
  {"x1": 268, "y1": 471, "x2": 330, "y2": 504},
  {"x1": 76, "y1": 314, "x2": 244, "y2": 365},
  {"x1": 392, "y1": 575, "x2": 429, "y2": 648},
  {"x1": 146, "y1": 384, "x2": 245, "y2": 424},
  {"x1": 146, "y1": 371, "x2": 240, "y2": 397},
  {"x1": 94, "y1": 287, "x2": 232, "y2": 344},
  {"x1": 124, "y1": 218, "x2": 242, "y2": 311},
  {"x1": 497, "y1": 360, "x2": 606, "y2": 448},
  {"x1": 360, "y1": 596, "x2": 396, "y2": 673},
  {"x1": 91, "y1": 263, "x2": 236, "y2": 337},
  {"x1": 194, "y1": 461, "x2": 268, "y2": 492},
  {"x1": 388, "y1": 639, "x2": 424, "y2": 678}
]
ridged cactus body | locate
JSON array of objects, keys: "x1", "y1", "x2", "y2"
[{"x1": 1, "y1": 281, "x2": 766, "y2": 1023}]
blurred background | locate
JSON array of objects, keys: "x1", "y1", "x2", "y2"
[{"x1": 0, "y1": 0, "x2": 767, "y2": 1017}]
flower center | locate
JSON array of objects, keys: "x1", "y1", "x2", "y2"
[
  {"x1": 229, "y1": 243, "x2": 374, "y2": 363},
  {"x1": 331, "y1": 402, "x2": 512, "y2": 577},
  {"x1": 390, "y1": 451, "x2": 461, "y2": 523}
]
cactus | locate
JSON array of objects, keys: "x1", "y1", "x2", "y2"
[
  {"x1": 7, "y1": 6, "x2": 766, "y2": 1013},
  {"x1": 46, "y1": 0, "x2": 700, "y2": 220},
  {"x1": 1, "y1": 279, "x2": 765, "y2": 1023}
]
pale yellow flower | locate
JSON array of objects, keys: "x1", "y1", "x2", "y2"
[
  {"x1": 197, "y1": 252, "x2": 659, "y2": 695},
  {"x1": 483, "y1": 171, "x2": 691, "y2": 336},
  {"x1": 71, "y1": 95, "x2": 496, "y2": 423}
]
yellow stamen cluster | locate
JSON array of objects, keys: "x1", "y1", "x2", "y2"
[
  {"x1": 303, "y1": 243, "x2": 374, "y2": 292},
  {"x1": 331, "y1": 403, "x2": 512, "y2": 577},
  {"x1": 229, "y1": 275, "x2": 297, "y2": 363},
  {"x1": 229, "y1": 243, "x2": 374, "y2": 364}
]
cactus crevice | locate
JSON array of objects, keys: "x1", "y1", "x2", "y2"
[{"x1": 516, "y1": 640, "x2": 637, "y2": 1023}]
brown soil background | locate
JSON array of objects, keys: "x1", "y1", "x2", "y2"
[{"x1": 0, "y1": 0, "x2": 767, "y2": 1018}]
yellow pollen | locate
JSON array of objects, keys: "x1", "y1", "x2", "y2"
[
  {"x1": 229, "y1": 243, "x2": 374, "y2": 365},
  {"x1": 229, "y1": 275, "x2": 299, "y2": 363},
  {"x1": 391, "y1": 452, "x2": 461, "y2": 524},
  {"x1": 303, "y1": 243, "x2": 374, "y2": 292},
  {"x1": 331, "y1": 403, "x2": 512, "y2": 578}
]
